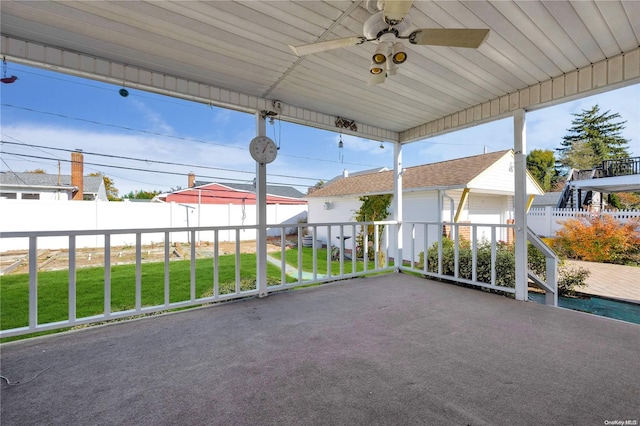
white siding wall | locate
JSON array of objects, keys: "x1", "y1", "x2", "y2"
[
  {"x1": 468, "y1": 193, "x2": 511, "y2": 242},
  {"x1": 468, "y1": 155, "x2": 515, "y2": 193},
  {"x1": 307, "y1": 197, "x2": 362, "y2": 247},
  {"x1": 308, "y1": 190, "x2": 515, "y2": 262},
  {"x1": 469, "y1": 154, "x2": 542, "y2": 196}
]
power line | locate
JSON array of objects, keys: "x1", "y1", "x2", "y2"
[
  {"x1": 0, "y1": 140, "x2": 322, "y2": 182},
  {"x1": 1, "y1": 151, "x2": 312, "y2": 188},
  {"x1": 2, "y1": 103, "x2": 386, "y2": 168}
]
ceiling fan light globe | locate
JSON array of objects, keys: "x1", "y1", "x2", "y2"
[
  {"x1": 370, "y1": 65, "x2": 384, "y2": 74},
  {"x1": 372, "y1": 43, "x2": 389, "y2": 64},
  {"x1": 372, "y1": 53, "x2": 387, "y2": 64},
  {"x1": 392, "y1": 51, "x2": 407, "y2": 64},
  {"x1": 391, "y1": 42, "x2": 407, "y2": 64}
]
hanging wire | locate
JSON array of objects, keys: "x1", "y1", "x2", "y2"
[
  {"x1": 269, "y1": 114, "x2": 282, "y2": 150},
  {"x1": 241, "y1": 197, "x2": 247, "y2": 225}
]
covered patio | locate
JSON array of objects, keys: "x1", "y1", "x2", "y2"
[
  {"x1": 3, "y1": 273, "x2": 639, "y2": 425},
  {"x1": 1, "y1": 1, "x2": 640, "y2": 423}
]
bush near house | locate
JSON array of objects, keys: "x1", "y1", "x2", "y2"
[
  {"x1": 552, "y1": 215, "x2": 640, "y2": 265},
  {"x1": 418, "y1": 238, "x2": 589, "y2": 297}
]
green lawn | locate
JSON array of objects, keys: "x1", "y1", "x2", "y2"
[
  {"x1": 1, "y1": 253, "x2": 289, "y2": 336},
  {"x1": 271, "y1": 247, "x2": 392, "y2": 275}
]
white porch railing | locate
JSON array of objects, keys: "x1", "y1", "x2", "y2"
[
  {"x1": 0, "y1": 220, "x2": 556, "y2": 338},
  {"x1": 399, "y1": 221, "x2": 557, "y2": 305},
  {"x1": 0, "y1": 222, "x2": 394, "y2": 338}
]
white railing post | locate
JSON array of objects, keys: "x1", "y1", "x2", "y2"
[
  {"x1": 135, "y1": 233, "x2": 142, "y2": 311},
  {"x1": 28, "y1": 236, "x2": 38, "y2": 329},
  {"x1": 546, "y1": 256, "x2": 558, "y2": 306},
  {"x1": 190, "y1": 230, "x2": 196, "y2": 301},
  {"x1": 105, "y1": 234, "x2": 112, "y2": 315},
  {"x1": 490, "y1": 226, "x2": 497, "y2": 286},
  {"x1": 163, "y1": 232, "x2": 170, "y2": 306},
  {"x1": 213, "y1": 229, "x2": 219, "y2": 298},
  {"x1": 69, "y1": 235, "x2": 77, "y2": 323},
  {"x1": 235, "y1": 228, "x2": 241, "y2": 293}
]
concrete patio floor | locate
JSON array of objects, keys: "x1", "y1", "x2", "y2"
[{"x1": 2, "y1": 273, "x2": 639, "y2": 425}]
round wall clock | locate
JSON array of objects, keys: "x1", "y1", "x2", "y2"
[{"x1": 249, "y1": 135, "x2": 278, "y2": 164}]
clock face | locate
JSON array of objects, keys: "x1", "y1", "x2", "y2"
[{"x1": 249, "y1": 136, "x2": 278, "y2": 164}]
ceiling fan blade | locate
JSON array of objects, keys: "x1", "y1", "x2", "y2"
[
  {"x1": 383, "y1": 0, "x2": 414, "y2": 24},
  {"x1": 289, "y1": 36, "x2": 366, "y2": 56},
  {"x1": 408, "y1": 28, "x2": 490, "y2": 48},
  {"x1": 368, "y1": 72, "x2": 386, "y2": 86}
]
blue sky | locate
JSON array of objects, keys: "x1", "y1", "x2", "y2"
[{"x1": 1, "y1": 63, "x2": 638, "y2": 196}]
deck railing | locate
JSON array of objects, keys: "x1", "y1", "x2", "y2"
[
  {"x1": 399, "y1": 221, "x2": 557, "y2": 304},
  {"x1": 0, "y1": 220, "x2": 556, "y2": 338},
  {"x1": 0, "y1": 222, "x2": 394, "y2": 338}
]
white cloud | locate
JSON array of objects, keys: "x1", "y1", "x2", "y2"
[
  {"x1": 0, "y1": 123, "x2": 257, "y2": 195},
  {"x1": 339, "y1": 134, "x2": 388, "y2": 155},
  {"x1": 130, "y1": 99, "x2": 174, "y2": 135}
]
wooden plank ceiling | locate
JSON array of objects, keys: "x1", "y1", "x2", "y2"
[{"x1": 1, "y1": 1, "x2": 639, "y2": 143}]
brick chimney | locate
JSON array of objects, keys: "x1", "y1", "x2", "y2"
[
  {"x1": 188, "y1": 172, "x2": 196, "y2": 188},
  {"x1": 71, "y1": 150, "x2": 84, "y2": 200}
]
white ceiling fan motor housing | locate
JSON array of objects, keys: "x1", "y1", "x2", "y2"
[{"x1": 363, "y1": 11, "x2": 412, "y2": 42}]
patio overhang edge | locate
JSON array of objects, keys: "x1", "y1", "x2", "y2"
[
  {"x1": 0, "y1": 35, "x2": 398, "y2": 144},
  {"x1": 399, "y1": 48, "x2": 640, "y2": 144}
]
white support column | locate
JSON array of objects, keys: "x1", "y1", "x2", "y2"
[
  {"x1": 513, "y1": 109, "x2": 528, "y2": 301},
  {"x1": 394, "y1": 141, "x2": 403, "y2": 270},
  {"x1": 256, "y1": 112, "x2": 268, "y2": 297}
]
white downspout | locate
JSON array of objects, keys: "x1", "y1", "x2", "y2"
[{"x1": 442, "y1": 191, "x2": 455, "y2": 225}]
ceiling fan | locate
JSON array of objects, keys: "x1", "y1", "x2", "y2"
[{"x1": 289, "y1": 0, "x2": 489, "y2": 85}]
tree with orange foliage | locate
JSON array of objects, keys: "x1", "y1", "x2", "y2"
[
  {"x1": 552, "y1": 214, "x2": 640, "y2": 265},
  {"x1": 616, "y1": 192, "x2": 640, "y2": 210}
]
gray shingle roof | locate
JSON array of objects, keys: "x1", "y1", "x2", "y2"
[
  {"x1": 193, "y1": 181, "x2": 305, "y2": 199},
  {"x1": 0, "y1": 171, "x2": 104, "y2": 194},
  {"x1": 530, "y1": 192, "x2": 562, "y2": 207},
  {"x1": 307, "y1": 151, "x2": 511, "y2": 198}
]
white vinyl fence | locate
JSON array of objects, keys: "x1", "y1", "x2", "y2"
[
  {"x1": 527, "y1": 207, "x2": 640, "y2": 237},
  {"x1": 0, "y1": 200, "x2": 307, "y2": 251}
]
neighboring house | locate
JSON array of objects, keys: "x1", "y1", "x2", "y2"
[
  {"x1": 160, "y1": 182, "x2": 307, "y2": 205},
  {"x1": 156, "y1": 181, "x2": 307, "y2": 237},
  {"x1": 0, "y1": 171, "x2": 108, "y2": 201},
  {"x1": 306, "y1": 150, "x2": 544, "y2": 253}
]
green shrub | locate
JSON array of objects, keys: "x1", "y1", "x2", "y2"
[
  {"x1": 557, "y1": 265, "x2": 589, "y2": 296},
  {"x1": 417, "y1": 237, "x2": 589, "y2": 296}
]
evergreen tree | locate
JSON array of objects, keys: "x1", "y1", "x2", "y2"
[
  {"x1": 557, "y1": 105, "x2": 630, "y2": 172},
  {"x1": 526, "y1": 149, "x2": 557, "y2": 191}
]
